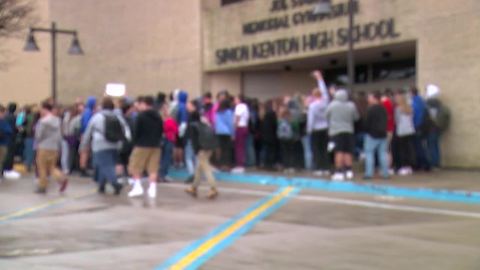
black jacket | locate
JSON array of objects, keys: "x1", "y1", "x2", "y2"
[
  {"x1": 133, "y1": 109, "x2": 163, "y2": 147},
  {"x1": 365, "y1": 104, "x2": 387, "y2": 139},
  {"x1": 261, "y1": 110, "x2": 278, "y2": 143}
]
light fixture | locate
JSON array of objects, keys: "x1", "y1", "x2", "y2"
[
  {"x1": 105, "y1": 83, "x2": 126, "y2": 97},
  {"x1": 24, "y1": 32, "x2": 39, "y2": 52},
  {"x1": 68, "y1": 35, "x2": 84, "y2": 55},
  {"x1": 313, "y1": 0, "x2": 332, "y2": 15}
]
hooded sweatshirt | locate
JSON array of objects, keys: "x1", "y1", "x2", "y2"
[
  {"x1": 133, "y1": 109, "x2": 163, "y2": 147},
  {"x1": 80, "y1": 110, "x2": 126, "y2": 153},
  {"x1": 177, "y1": 91, "x2": 189, "y2": 137},
  {"x1": 0, "y1": 118, "x2": 13, "y2": 146},
  {"x1": 35, "y1": 114, "x2": 62, "y2": 151},
  {"x1": 411, "y1": 95, "x2": 426, "y2": 130},
  {"x1": 326, "y1": 90, "x2": 359, "y2": 136},
  {"x1": 307, "y1": 79, "x2": 330, "y2": 133},
  {"x1": 81, "y1": 96, "x2": 97, "y2": 133}
]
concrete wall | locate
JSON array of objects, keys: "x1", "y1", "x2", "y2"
[
  {"x1": 0, "y1": 1, "x2": 50, "y2": 105},
  {"x1": 49, "y1": 0, "x2": 203, "y2": 102}
]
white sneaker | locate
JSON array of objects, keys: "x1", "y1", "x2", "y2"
[
  {"x1": 331, "y1": 172, "x2": 345, "y2": 182},
  {"x1": 313, "y1": 170, "x2": 324, "y2": 177},
  {"x1": 128, "y1": 181, "x2": 144, "y2": 197},
  {"x1": 148, "y1": 183, "x2": 157, "y2": 198},
  {"x1": 231, "y1": 167, "x2": 245, "y2": 174},
  {"x1": 322, "y1": 170, "x2": 331, "y2": 176},
  {"x1": 3, "y1": 170, "x2": 21, "y2": 180},
  {"x1": 398, "y1": 167, "x2": 409, "y2": 176},
  {"x1": 345, "y1": 170, "x2": 354, "y2": 180}
]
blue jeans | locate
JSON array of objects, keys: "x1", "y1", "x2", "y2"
[
  {"x1": 364, "y1": 135, "x2": 389, "y2": 178},
  {"x1": 302, "y1": 135, "x2": 313, "y2": 170},
  {"x1": 23, "y1": 137, "x2": 35, "y2": 170},
  {"x1": 185, "y1": 140, "x2": 196, "y2": 176},
  {"x1": 246, "y1": 134, "x2": 256, "y2": 167},
  {"x1": 414, "y1": 133, "x2": 431, "y2": 170},
  {"x1": 160, "y1": 139, "x2": 174, "y2": 178},
  {"x1": 427, "y1": 131, "x2": 441, "y2": 168},
  {"x1": 92, "y1": 149, "x2": 118, "y2": 187}
]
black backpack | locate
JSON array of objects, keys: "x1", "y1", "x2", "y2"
[
  {"x1": 104, "y1": 114, "x2": 125, "y2": 143},
  {"x1": 197, "y1": 122, "x2": 217, "y2": 150}
]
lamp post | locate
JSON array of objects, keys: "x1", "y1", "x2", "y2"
[
  {"x1": 314, "y1": 0, "x2": 355, "y2": 91},
  {"x1": 24, "y1": 22, "x2": 83, "y2": 103}
]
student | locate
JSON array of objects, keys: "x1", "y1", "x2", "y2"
[
  {"x1": 159, "y1": 105, "x2": 178, "y2": 182},
  {"x1": 261, "y1": 100, "x2": 278, "y2": 170},
  {"x1": 185, "y1": 112, "x2": 219, "y2": 199},
  {"x1": 363, "y1": 91, "x2": 389, "y2": 180},
  {"x1": 0, "y1": 105, "x2": 13, "y2": 180},
  {"x1": 2, "y1": 103, "x2": 18, "y2": 179},
  {"x1": 307, "y1": 70, "x2": 330, "y2": 176},
  {"x1": 128, "y1": 96, "x2": 164, "y2": 198},
  {"x1": 80, "y1": 97, "x2": 126, "y2": 195},
  {"x1": 411, "y1": 88, "x2": 431, "y2": 171},
  {"x1": 326, "y1": 89, "x2": 359, "y2": 181},
  {"x1": 425, "y1": 84, "x2": 450, "y2": 168},
  {"x1": 214, "y1": 98, "x2": 234, "y2": 171},
  {"x1": 35, "y1": 101, "x2": 68, "y2": 194},
  {"x1": 394, "y1": 90, "x2": 416, "y2": 176},
  {"x1": 79, "y1": 96, "x2": 97, "y2": 177},
  {"x1": 232, "y1": 95, "x2": 250, "y2": 174},
  {"x1": 277, "y1": 105, "x2": 296, "y2": 173}
]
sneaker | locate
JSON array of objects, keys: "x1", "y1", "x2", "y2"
[
  {"x1": 185, "y1": 187, "x2": 198, "y2": 198},
  {"x1": 313, "y1": 170, "x2": 324, "y2": 177},
  {"x1": 231, "y1": 167, "x2": 245, "y2": 174},
  {"x1": 363, "y1": 176, "x2": 373, "y2": 181},
  {"x1": 128, "y1": 181, "x2": 144, "y2": 197},
  {"x1": 331, "y1": 172, "x2": 345, "y2": 182},
  {"x1": 164, "y1": 176, "x2": 174, "y2": 183},
  {"x1": 148, "y1": 183, "x2": 156, "y2": 198},
  {"x1": 59, "y1": 178, "x2": 69, "y2": 193},
  {"x1": 345, "y1": 170, "x2": 354, "y2": 180},
  {"x1": 35, "y1": 187, "x2": 47, "y2": 194},
  {"x1": 184, "y1": 176, "x2": 194, "y2": 184},
  {"x1": 4, "y1": 170, "x2": 21, "y2": 180},
  {"x1": 207, "y1": 188, "x2": 219, "y2": 200},
  {"x1": 398, "y1": 167, "x2": 409, "y2": 176},
  {"x1": 98, "y1": 185, "x2": 106, "y2": 194},
  {"x1": 113, "y1": 183, "x2": 123, "y2": 196}
]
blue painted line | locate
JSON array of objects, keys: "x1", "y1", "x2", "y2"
[
  {"x1": 156, "y1": 187, "x2": 300, "y2": 270},
  {"x1": 168, "y1": 170, "x2": 480, "y2": 205}
]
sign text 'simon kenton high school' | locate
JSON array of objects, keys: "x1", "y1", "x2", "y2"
[{"x1": 215, "y1": 0, "x2": 401, "y2": 66}]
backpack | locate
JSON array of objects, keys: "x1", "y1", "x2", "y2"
[
  {"x1": 103, "y1": 114, "x2": 125, "y2": 143},
  {"x1": 429, "y1": 104, "x2": 451, "y2": 132},
  {"x1": 277, "y1": 119, "x2": 293, "y2": 140},
  {"x1": 197, "y1": 122, "x2": 217, "y2": 150}
]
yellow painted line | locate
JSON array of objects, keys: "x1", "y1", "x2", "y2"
[
  {"x1": 169, "y1": 186, "x2": 296, "y2": 270},
  {"x1": 0, "y1": 188, "x2": 96, "y2": 223}
]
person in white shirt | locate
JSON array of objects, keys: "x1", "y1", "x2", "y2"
[{"x1": 232, "y1": 95, "x2": 249, "y2": 173}]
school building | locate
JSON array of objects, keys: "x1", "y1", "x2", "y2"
[{"x1": 1, "y1": 0, "x2": 480, "y2": 167}]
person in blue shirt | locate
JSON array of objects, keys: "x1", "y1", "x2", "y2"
[
  {"x1": 0, "y1": 104, "x2": 13, "y2": 178},
  {"x1": 410, "y1": 88, "x2": 431, "y2": 171},
  {"x1": 214, "y1": 98, "x2": 234, "y2": 171}
]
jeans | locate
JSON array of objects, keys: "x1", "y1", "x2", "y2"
[
  {"x1": 302, "y1": 135, "x2": 313, "y2": 170},
  {"x1": 246, "y1": 134, "x2": 256, "y2": 167},
  {"x1": 160, "y1": 139, "x2": 174, "y2": 178},
  {"x1": 364, "y1": 135, "x2": 389, "y2": 178},
  {"x1": 185, "y1": 140, "x2": 196, "y2": 176},
  {"x1": 217, "y1": 135, "x2": 233, "y2": 167},
  {"x1": 310, "y1": 130, "x2": 329, "y2": 170},
  {"x1": 92, "y1": 149, "x2": 118, "y2": 188},
  {"x1": 23, "y1": 137, "x2": 35, "y2": 170},
  {"x1": 427, "y1": 131, "x2": 441, "y2": 168},
  {"x1": 414, "y1": 133, "x2": 431, "y2": 170},
  {"x1": 234, "y1": 127, "x2": 248, "y2": 167}
]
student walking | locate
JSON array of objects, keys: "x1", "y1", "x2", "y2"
[
  {"x1": 185, "y1": 112, "x2": 219, "y2": 199},
  {"x1": 326, "y1": 89, "x2": 359, "y2": 181},
  {"x1": 0, "y1": 105, "x2": 13, "y2": 180},
  {"x1": 80, "y1": 97, "x2": 126, "y2": 195},
  {"x1": 363, "y1": 92, "x2": 389, "y2": 180},
  {"x1": 159, "y1": 105, "x2": 178, "y2": 182},
  {"x1": 128, "y1": 96, "x2": 163, "y2": 198},
  {"x1": 34, "y1": 102, "x2": 68, "y2": 194}
]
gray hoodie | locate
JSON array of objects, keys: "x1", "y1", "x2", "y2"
[
  {"x1": 80, "y1": 110, "x2": 125, "y2": 153},
  {"x1": 35, "y1": 114, "x2": 62, "y2": 151},
  {"x1": 326, "y1": 90, "x2": 359, "y2": 136}
]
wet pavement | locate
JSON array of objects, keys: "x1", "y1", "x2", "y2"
[{"x1": 0, "y1": 170, "x2": 479, "y2": 270}]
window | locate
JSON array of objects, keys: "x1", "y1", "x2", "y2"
[
  {"x1": 221, "y1": 0, "x2": 245, "y2": 6},
  {"x1": 372, "y1": 59, "x2": 416, "y2": 82}
]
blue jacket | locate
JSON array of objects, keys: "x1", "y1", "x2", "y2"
[
  {"x1": 81, "y1": 96, "x2": 97, "y2": 133},
  {"x1": 412, "y1": 95, "x2": 426, "y2": 129},
  {"x1": 215, "y1": 109, "x2": 234, "y2": 136},
  {"x1": 176, "y1": 91, "x2": 188, "y2": 124},
  {"x1": 0, "y1": 119, "x2": 13, "y2": 145}
]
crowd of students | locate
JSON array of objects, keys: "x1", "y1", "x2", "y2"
[{"x1": 0, "y1": 70, "x2": 451, "y2": 197}]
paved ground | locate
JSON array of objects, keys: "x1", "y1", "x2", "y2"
[{"x1": 0, "y1": 170, "x2": 479, "y2": 270}]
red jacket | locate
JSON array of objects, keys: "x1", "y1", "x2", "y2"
[
  {"x1": 164, "y1": 117, "x2": 178, "y2": 143},
  {"x1": 382, "y1": 98, "x2": 395, "y2": 133}
]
